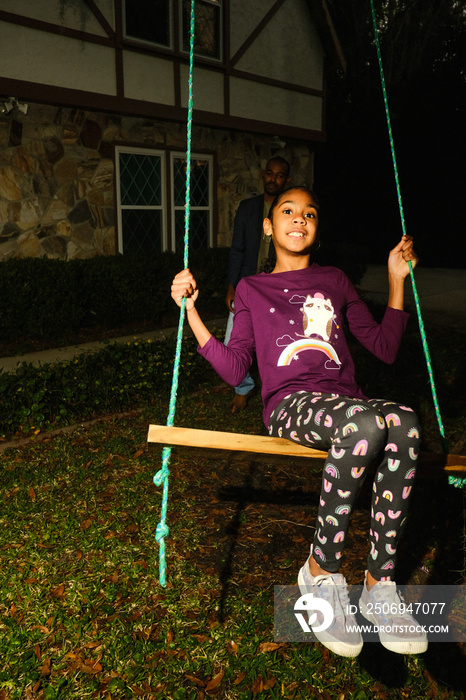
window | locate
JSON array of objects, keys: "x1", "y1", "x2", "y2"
[
  {"x1": 172, "y1": 153, "x2": 213, "y2": 251},
  {"x1": 116, "y1": 147, "x2": 213, "y2": 255},
  {"x1": 123, "y1": 0, "x2": 172, "y2": 48},
  {"x1": 123, "y1": 0, "x2": 222, "y2": 60},
  {"x1": 116, "y1": 148, "x2": 166, "y2": 256},
  {"x1": 182, "y1": 0, "x2": 222, "y2": 60}
]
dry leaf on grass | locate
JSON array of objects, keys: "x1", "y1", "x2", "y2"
[
  {"x1": 258, "y1": 641, "x2": 283, "y2": 652},
  {"x1": 205, "y1": 669, "x2": 224, "y2": 691}
]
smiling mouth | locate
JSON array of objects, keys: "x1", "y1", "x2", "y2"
[{"x1": 287, "y1": 230, "x2": 306, "y2": 238}]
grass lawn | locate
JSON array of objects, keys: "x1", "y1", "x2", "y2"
[{"x1": 0, "y1": 316, "x2": 465, "y2": 699}]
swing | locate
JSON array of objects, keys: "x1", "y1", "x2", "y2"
[
  {"x1": 148, "y1": 1, "x2": 466, "y2": 587},
  {"x1": 148, "y1": 425, "x2": 466, "y2": 472}
]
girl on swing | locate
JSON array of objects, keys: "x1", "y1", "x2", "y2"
[{"x1": 171, "y1": 185, "x2": 427, "y2": 658}]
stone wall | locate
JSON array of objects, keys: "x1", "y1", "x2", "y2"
[{"x1": 0, "y1": 102, "x2": 315, "y2": 260}]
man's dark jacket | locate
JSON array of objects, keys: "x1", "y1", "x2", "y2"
[{"x1": 228, "y1": 194, "x2": 266, "y2": 287}]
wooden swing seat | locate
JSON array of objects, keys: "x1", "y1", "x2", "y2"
[{"x1": 147, "y1": 424, "x2": 466, "y2": 475}]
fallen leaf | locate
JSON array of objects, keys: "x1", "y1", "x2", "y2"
[
  {"x1": 84, "y1": 659, "x2": 103, "y2": 672},
  {"x1": 51, "y1": 583, "x2": 65, "y2": 598},
  {"x1": 81, "y1": 518, "x2": 93, "y2": 530},
  {"x1": 251, "y1": 676, "x2": 264, "y2": 694},
  {"x1": 40, "y1": 658, "x2": 51, "y2": 677},
  {"x1": 134, "y1": 559, "x2": 148, "y2": 569},
  {"x1": 192, "y1": 634, "x2": 208, "y2": 643},
  {"x1": 185, "y1": 674, "x2": 205, "y2": 687},
  {"x1": 259, "y1": 642, "x2": 282, "y2": 652},
  {"x1": 233, "y1": 671, "x2": 246, "y2": 685},
  {"x1": 133, "y1": 448, "x2": 144, "y2": 459},
  {"x1": 205, "y1": 669, "x2": 224, "y2": 691},
  {"x1": 226, "y1": 640, "x2": 238, "y2": 655},
  {"x1": 28, "y1": 486, "x2": 36, "y2": 501}
]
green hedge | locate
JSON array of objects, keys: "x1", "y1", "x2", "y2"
[
  {"x1": 0, "y1": 333, "x2": 221, "y2": 439},
  {"x1": 0, "y1": 249, "x2": 230, "y2": 347},
  {"x1": 0, "y1": 245, "x2": 368, "y2": 350}
]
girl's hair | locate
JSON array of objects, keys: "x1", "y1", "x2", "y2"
[{"x1": 261, "y1": 185, "x2": 320, "y2": 273}]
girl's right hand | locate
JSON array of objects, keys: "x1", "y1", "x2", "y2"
[{"x1": 171, "y1": 269, "x2": 199, "y2": 310}]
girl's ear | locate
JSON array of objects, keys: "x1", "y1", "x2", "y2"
[{"x1": 263, "y1": 218, "x2": 273, "y2": 237}]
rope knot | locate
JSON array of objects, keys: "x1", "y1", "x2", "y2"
[
  {"x1": 153, "y1": 467, "x2": 170, "y2": 487},
  {"x1": 156, "y1": 521, "x2": 169, "y2": 541}
]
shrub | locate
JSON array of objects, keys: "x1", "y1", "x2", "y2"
[
  {"x1": 0, "y1": 250, "x2": 230, "y2": 348},
  {"x1": 0, "y1": 332, "x2": 222, "y2": 439}
]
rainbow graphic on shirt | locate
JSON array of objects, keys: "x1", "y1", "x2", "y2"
[{"x1": 277, "y1": 338, "x2": 341, "y2": 367}]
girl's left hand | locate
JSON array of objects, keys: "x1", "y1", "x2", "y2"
[{"x1": 388, "y1": 235, "x2": 419, "y2": 279}]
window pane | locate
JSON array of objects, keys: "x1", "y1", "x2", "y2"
[
  {"x1": 173, "y1": 158, "x2": 187, "y2": 207},
  {"x1": 124, "y1": 0, "x2": 170, "y2": 47},
  {"x1": 175, "y1": 209, "x2": 209, "y2": 251},
  {"x1": 122, "y1": 209, "x2": 163, "y2": 255},
  {"x1": 173, "y1": 158, "x2": 209, "y2": 207},
  {"x1": 120, "y1": 153, "x2": 161, "y2": 206},
  {"x1": 183, "y1": 0, "x2": 221, "y2": 59}
]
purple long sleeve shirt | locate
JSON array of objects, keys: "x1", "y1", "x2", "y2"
[{"x1": 199, "y1": 265, "x2": 409, "y2": 427}]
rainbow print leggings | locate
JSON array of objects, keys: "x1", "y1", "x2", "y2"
[{"x1": 268, "y1": 391, "x2": 421, "y2": 580}]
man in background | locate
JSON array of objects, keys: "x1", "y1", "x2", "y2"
[{"x1": 225, "y1": 156, "x2": 290, "y2": 412}]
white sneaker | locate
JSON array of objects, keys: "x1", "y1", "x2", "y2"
[
  {"x1": 298, "y1": 557, "x2": 363, "y2": 657},
  {"x1": 359, "y1": 572, "x2": 428, "y2": 654}
]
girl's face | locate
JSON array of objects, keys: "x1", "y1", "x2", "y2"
[{"x1": 264, "y1": 189, "x2": 318, "y2": 260}]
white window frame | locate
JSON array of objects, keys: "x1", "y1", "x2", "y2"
[
  {"x1": 115, "y1": 146, "x2": 167, "y2": 254},
  {"x1": 170, "y1": 151, "x2": 214, "y2": 252}
]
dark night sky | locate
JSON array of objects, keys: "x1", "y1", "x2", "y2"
[{"x1": 312, "y1": 3, "x2": 466, "y2": 269}]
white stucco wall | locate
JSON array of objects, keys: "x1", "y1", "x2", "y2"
[
  {"x1": 123, "y1": 53, "x2": 175, "y2": 105},
  {"x1": 230, "y1": 78, "x2": 322, "y2": 131},
  {"x1": 231, "y1": 0, "x2": 323, "y2": 90},
  {"x1": 0, "y1": 0, "x2": 113, "y2": 36},
  {"x1": 0, "y1": 21, "x2": 116, "y2": 95},
  {"x1": 180, "y1": 66, "x2": 224, "y2": 113}
]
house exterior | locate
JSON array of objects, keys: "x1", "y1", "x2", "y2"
[{"x1": 0, "y1": 0, "x2": 343, "y2": 261}]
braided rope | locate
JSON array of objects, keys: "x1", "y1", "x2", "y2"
[
  {"x1": 153, "y1": 0, "x2": 196, "y2": 586},
  {"x1": 369, "y1": 0, "x2": 449, "y2": 458}
]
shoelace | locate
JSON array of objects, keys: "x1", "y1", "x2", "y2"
[
  {"x1": 369, "y1": 582, "x2": 402, "y2": 622},
  {"x1": 315, "y1": 576, "x2": 348, "y2": 619}
]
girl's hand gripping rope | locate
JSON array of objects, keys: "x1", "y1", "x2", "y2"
[
  {"x1": 171, "y1": 268, "x2": 199, "y2": 310},
  {"x1": 387, "y1": 235, "x2": 419, "y2": 311},
  {"x1": 388, "y1": 235, "x2": 418, "y2": 279},
  {"x1": 171, "y1": 269, "x2": 211, "y2": 348}
]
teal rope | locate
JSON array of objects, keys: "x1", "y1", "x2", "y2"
[
  {"x1": 369, "y1": 0, "x2": 448, "y2": 458},
  {"x1": 448, "y1": 476, "x2": 466, "y2": 488},
  {"x1": 153, "y1": 0, "x2": 196, "y2": 586}
]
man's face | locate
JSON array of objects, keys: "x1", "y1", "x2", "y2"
[{"x1": 262, "y1": 161, "x2": 289, "y2": 198}]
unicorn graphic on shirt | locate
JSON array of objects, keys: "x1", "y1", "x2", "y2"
[
  {"x1": 301, "y1": 293, "x2": 335, "y2": 341},
  {"x1": 275, "y1": 290, "x2": 341, "y2": 369}
]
